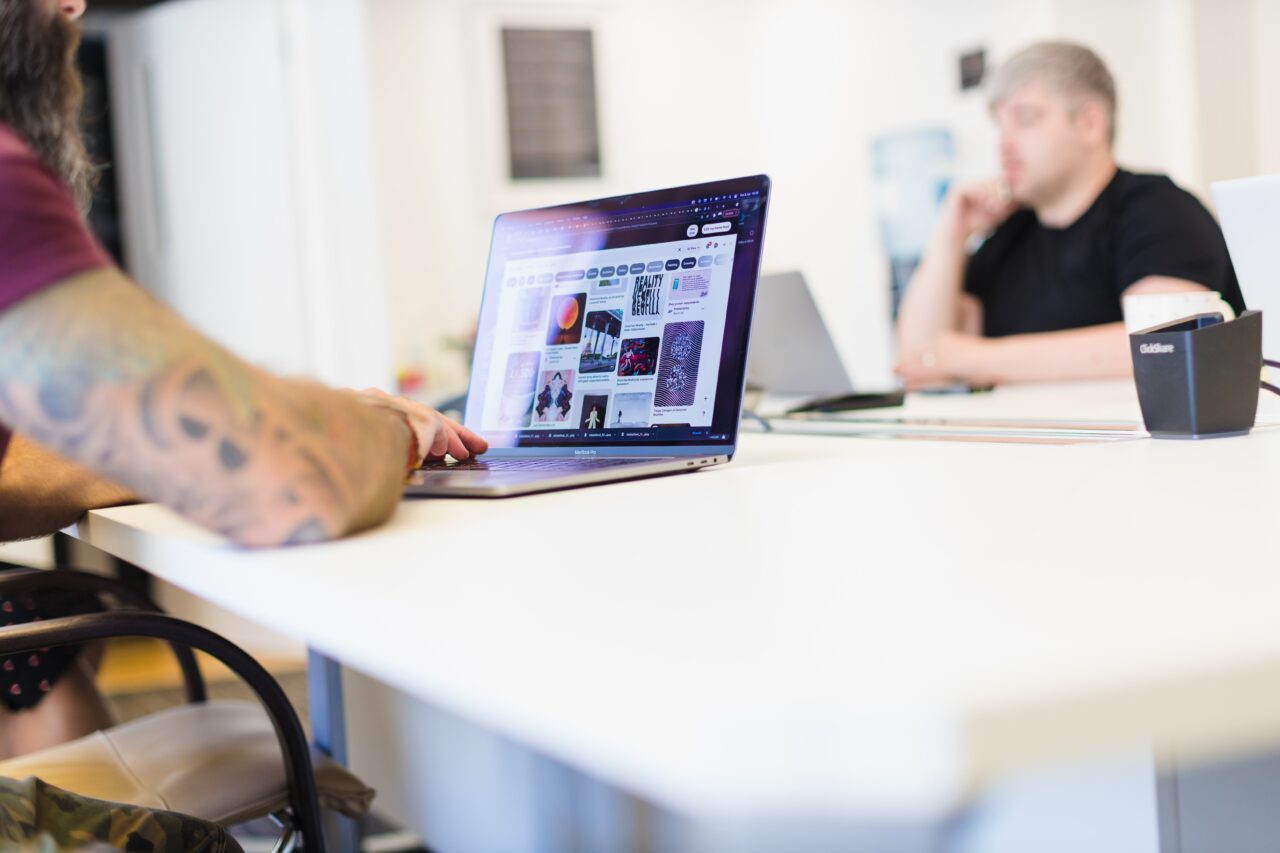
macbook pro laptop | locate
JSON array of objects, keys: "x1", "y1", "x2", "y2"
[
  {"x1": 1211, "y1": 174, "x2": 1280, "y2": 358},
  {"x1": 406, "y1": 174, "x2": 772, "y2": 497},
  {"x1": 746, "y1": 270, "x2": 857, "y2": 396},
  {"x1": 745, "y1": 270, "x2": 904, "y2": 413}
]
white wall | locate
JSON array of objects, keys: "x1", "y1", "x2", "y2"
[
  {"x1": 366, "y1": 0, "x2": 763, "y2": 389},
  {"x1": 1254, "y1": 0, "x2": 1280, "y2": 177},
  {"x1": 741, "y1": 0, "x2": 1055, "y2": 388},
  {"x1": 368, "y1": 0, "x2": 1274, "y2": 391},
  {"x1": 1187, "y1": 0, "x2": 1258, "y2": 190},
  {"x1": 90, "y1": 0, "x2": 1278, "y2": 397},
  {"x1": 368, "y1": 0, "x2": 1056, "y2": 390}
]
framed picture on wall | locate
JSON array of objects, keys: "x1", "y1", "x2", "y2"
[{"x1": 501, "y1": 27, "x2": 602, "y2": 180}]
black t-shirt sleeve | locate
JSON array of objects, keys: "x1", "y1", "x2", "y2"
[
  {"x1": 1114, "y1": 178, "x2": 1234, "y2": 295},
  {"x1": 963, "y1": 239, "x2": 991, "y2": 299}
]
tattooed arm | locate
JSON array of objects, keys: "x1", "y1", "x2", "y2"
[
  {"x1": 0, "y1": 266, "x2": 482, "y2": 547},
  {"x1": 0, "y1": 433, "x2": 136, "y2": 541}
]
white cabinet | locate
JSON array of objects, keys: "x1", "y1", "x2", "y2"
[{"x1": 96, "y1": 0, "x2": 392, "y2": 390}]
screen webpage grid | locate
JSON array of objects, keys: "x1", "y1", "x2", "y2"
[{"x1": 480, "y1": 234, "x2": 735, "y2": 439}]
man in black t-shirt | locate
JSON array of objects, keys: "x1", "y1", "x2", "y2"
[{"x1": 896, "y1": 41, "x2": 1244, "y2": 387}]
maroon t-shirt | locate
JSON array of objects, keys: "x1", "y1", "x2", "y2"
[{"x1": 0, "y1": 124, "x2": 111, "y2": 466}]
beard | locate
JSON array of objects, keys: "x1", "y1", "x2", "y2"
[{"x1": 0, "y1": 0, "x2": 96, "y2": 214}]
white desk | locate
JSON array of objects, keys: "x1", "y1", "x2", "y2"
[{"x1": 70, "y1": 381, "x2": 1280, "y2": 849}]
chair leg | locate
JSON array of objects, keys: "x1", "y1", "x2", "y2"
[{"x1": 268, "y1": 811, "x2": 299, "y2": 853}]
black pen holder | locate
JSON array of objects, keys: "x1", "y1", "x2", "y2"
[{"x1": 1129, "y1": 310, "x2": 1262, "y2": 439}]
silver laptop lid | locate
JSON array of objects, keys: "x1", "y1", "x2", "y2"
[
  {"x1": 1211, "y1": 174, "x2": 1280, "y2": 357},
  {"x1": 463, "y1": 175, "x2": 771, "y2": 456},
  {"x1": 746, "y1": 271, "x2": 856, "y2": 396}
]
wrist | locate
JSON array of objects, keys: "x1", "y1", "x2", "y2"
[
  {"x1": 934, "y1": 207, "x2": 971, "y2": 253},
  {"x1": 390, "y1": 411, "x2": 420, "y2": 474}
]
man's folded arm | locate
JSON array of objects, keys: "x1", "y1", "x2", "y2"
[
  {"x1": 978, "y1": 275, "x2": 1215, "y2": 382},
  {"x1": 897, "y1": 274, "x2": 1219, "y2": 386},
  {"x1": 970, "y1": 321, "x2": 1132, "y2": 383},
  {"x1": 0, "y1": 267, "x2": 412, "y2": 547}
]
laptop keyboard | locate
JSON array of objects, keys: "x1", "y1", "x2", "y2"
[{"x1": 422, "y1": 457, "x2": 656, "y2": 472}]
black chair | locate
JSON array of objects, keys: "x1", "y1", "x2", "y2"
[{"x1": 0, "y1": 568, "x2": 373, "y2": 853}]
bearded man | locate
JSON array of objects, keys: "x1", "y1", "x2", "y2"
[{"x1": 0, "y1": 0, "x2": 486, "y2": 758}]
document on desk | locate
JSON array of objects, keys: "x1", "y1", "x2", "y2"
[{"x1": 754, "y1": 414, "x2": 1147, "y2": 445}]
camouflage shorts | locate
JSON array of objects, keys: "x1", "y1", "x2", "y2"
[{"x1": 0, "y1": 776, "x2": 243, "y2": 853}]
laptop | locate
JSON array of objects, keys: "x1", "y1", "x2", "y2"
[
  {"x1": 406, "y1": 174, "x2": 772, "y2": 497},
  {"x1": 745, "y1": 270, "x2": 904, "y2": 413},
  {"x1": 1211, "y1": 174, "x2": 1280, "y2": 359},
  {"x1": 746, "y1": 271, "x2": 857, "y2": 396}
]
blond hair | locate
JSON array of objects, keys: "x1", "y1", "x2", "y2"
[{"x1": 987, "y1": 41, "x2": 1118, "y2": 147}]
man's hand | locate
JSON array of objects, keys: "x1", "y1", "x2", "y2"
[
  {"x1": 897, "y1": 177, "x2": 1016, "y2": 358},
  {"x1": 352, "y1": 388, "x2": 488, "y2": 466},
  {"x1": 943, "y1": 178, "x2": 1019, "y2": 242},
  {"x1": 895, "y1": 331, "x2": 995, "y2": 390}
]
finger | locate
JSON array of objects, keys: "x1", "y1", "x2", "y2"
[
  {"x1": 898, "y1": 366, "x2": 933, "y2": 390},
  {"x1": 437, "y1": 419, "x2": 477, "y2": 460},
  {"x1": 425, "y1": 416, "x2": 450, "y2": 459},
  {"x1": 424, "y1": 425, "x2": 450, "y2": 458},
  {"x1": 444, "y1": 425, "x2": 471, "y2": 461},
  {"x1": 984, "y1": 184, "x2": 1007, "y2": 212},
  {"x1": 440, "y1": 414, "x2": 489, "y2": 454},
  {"x1": 407, "y1": 422, "x2": 432, "y2": 466}
]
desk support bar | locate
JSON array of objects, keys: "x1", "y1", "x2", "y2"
[{"x1": 308, "y1": 650, "x2": 360, "y2": 853}]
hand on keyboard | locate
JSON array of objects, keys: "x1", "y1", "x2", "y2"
[{"x1": 352, "y1": 388, "x2": 489, "y2": 466}]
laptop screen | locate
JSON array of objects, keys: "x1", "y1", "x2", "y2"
[{"x1": 464, "y1": 175, "x2": 770, "y2": 450}]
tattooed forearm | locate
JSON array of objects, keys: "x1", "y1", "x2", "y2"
[
  {"x1": 0, "y1": 268, "x2": 409, "y2": 546},
  {"x1": 284, "y1": 518, "x2": 329, "y2": 546}
]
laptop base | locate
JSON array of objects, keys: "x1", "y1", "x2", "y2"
[{"x1": 404, "y1": 455, "x2": 727, "y2": 498}]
